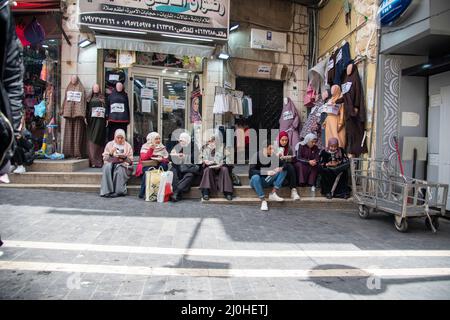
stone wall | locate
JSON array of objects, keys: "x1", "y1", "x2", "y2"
[{"x1": 225, "y1": 0, "x2": 310, "y2": 122}]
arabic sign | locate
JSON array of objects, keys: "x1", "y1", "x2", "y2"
[{"x1": 79, "y1": 0, "x2": 229, "y2": 41}]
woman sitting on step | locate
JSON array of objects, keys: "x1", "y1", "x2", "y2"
[
  {"x1": 294, "y1": 133, "x2": 320, "y2": 192},
  {"x1": 135, "y1": 132, "x2": 169, "y2": 199},
  {"x1": 318, "y1": 137, "x2": 351, "y2": 199},
  {"x1": 100, "y1": 129, "x2": 133, "y2": 198},
  {"x1": 169, "y1": 132, "x2": 202, "y2": 202},
  {"x1": 275, "y1": 131, "x2": 300, "y2": 201},
  {"x1": 199, "y1": 136, "x2": 234, "y2": 201}
]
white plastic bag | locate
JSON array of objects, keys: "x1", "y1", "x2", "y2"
[{"x1": 157, "y1": 170, "x2": 174, "y2": 203}]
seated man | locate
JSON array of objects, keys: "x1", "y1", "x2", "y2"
[{"x1": 249, "y1": 143, "x2": 288, "y2": 211}]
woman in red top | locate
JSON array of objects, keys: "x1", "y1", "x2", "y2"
[{"x1": 136, "y1": 132, "x2": 169, "y2": 199}]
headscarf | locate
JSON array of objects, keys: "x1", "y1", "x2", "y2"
[
  {"x1": 114, "y1": 129, "x2": 126, "y2": 141},
  {"x1": 300, "y1": 133, "x2": 317, "y2": 146},
  {"x1": 140, "y1": 132, "x2": 169, "y2": 158},
  {"x1": 277, "y1": 131, "x2": 290, "y2": 156},
  {"x1": 326, "y1": 137, "x2": 343, "y2": 159},
  {"x1": 179, "y1": 132, "x2": 191, "y2": 145},
  {"x1": 87, "y1": 88, "x2": 105, "y2": 104}
]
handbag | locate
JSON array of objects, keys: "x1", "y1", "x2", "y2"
[
  {"x1": 231, "y1": 172, "x2": 242, "y2": 186},
  {"x1": 179, "y1": 164, "x2": 200, "y2": 174},
  {"x1": 303, "y1": 82, "x2": 316, "y2": 108},
  {"x1": 145, "y1": 167, "x2": 164, "y2": 202}
]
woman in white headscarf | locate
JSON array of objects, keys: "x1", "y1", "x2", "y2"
[
  {"x1": 169, "y1": 132, "x2": 202, "y2": 202},
  {"x1": 135, "y1": 132, "x2": 169, "y2": 199},
  {"x1": 294, "y1": 133, "x2": 320, "y2": 192},
  {"x1": 100, "y1": 129, "x2": 133, "y2": 198}
]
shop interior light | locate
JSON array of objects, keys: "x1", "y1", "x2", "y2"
[
  {"x1": 135, "y1": 80, "x2": 144, "y2": 88},
  {"x1": 162, "y1": 69, "x2": 167, "y2": 73},
  {"x1": 42, "y1": 44, "x2": 49, "y2": 48},
  {"x1": 162, "y1": 34, "x2": 214, "y2": 42},
  {"x1": 422, "y1": 63, "x2": 432, "y2": 69},
  {"x1": 218, "y1": 52, "x2": 230, "y2": 60},
  {"x1": 78, "y1": 39, "x2": 93, "y2": 48},
  {"x1": 230, "y1": 23, "x2": 239, "y2": 32}
]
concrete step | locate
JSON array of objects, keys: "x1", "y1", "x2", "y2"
[
  {"x1": 201, "y1": 197, "x2": 355, "y2": 209},
  {"x1": 28, "y1": 159, "x2": 90, "y2": 172},
  {"x1": 0, "y1": 182, "x2": 320, "y2": 199},
  {"x1": 8, "y1": 171, "x2": 251, "y2": 186},
  {"x1": 0, "y1": 183, "x2": 354, "y2": 208}
]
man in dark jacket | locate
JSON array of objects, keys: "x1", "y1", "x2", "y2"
[
  {"x1": 106, "y1": 82, "x2": 130, "y2": 141},
  {"x1": 0, "y1": 0, "x2": 24, "y2": 181},
  {"x1": 0, "y1": 0, "x2": 24, "y2": 248}
]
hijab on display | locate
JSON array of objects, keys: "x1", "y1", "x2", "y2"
[
  {"x1": 277, "y1": 131, "x2": 290, "y2": 156},
  {"x1": 300, "y1": 133, "x2": 317, "y2": 146},
  {"x1": 342, "y1": 62, "x2": 366, "y2": 122},
  {"x1": 88, "y1": 84, "x2": 105, "y2": 104},
  {"x1": 24, "y1": 17, "x2": 45, "y2": 45}
]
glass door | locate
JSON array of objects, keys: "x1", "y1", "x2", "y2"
[
  {"x1": 161, "y1": 79, "x2": 187, "y2": 149},
  {"x1": 132, "y1": 76, "x2": 159, "y2": 156}
]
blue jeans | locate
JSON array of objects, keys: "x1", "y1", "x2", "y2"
[
  {"x1": 250, "y1": 170, "x2": 288, "y2": 199},
  {"x1": 139, "y1": 163, "x2": 169, "y2": 198}
]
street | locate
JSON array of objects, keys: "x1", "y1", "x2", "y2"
[{"x1": 1, "y1": 188, "x2": 450, "y2": 300}]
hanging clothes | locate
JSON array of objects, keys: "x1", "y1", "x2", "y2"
[
  {"x1": 333, "y1": 42, "x2": 351, "y2": 86},
  {"x1": 300, "y1": 102, "x2": 325, "y2": 150},
  {"x1": 341, "y1": 63, "x2": 368, "y2": 156},
  {"x1": 308, "y1": 56, "x2": 329, "y2": 94},
  {"x1": 86, "y1": 92, "x2": 107, "y2": 167},
  {"x1": 327, "y1": 51, "x2": 337, "y2": 86},
  {"x1": 323, "y1": 86, "x2": 346, "y2": 149},
  {"x1": 279, "y1": 98, "x2": 300, "y2": 149}
]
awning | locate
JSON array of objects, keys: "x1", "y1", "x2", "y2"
[
  {"x1": 95, "y1": 35, "x2": 215, "y2": 58},
  {"x1": 13, "y1": 1, "x2": 60, "y2": 11}
]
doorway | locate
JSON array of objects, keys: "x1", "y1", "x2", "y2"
[
  {"x1": 130, "y1": 68, "x2": 188, "y2": 155},
  {"x1": 235, "y1": 77, "x2": 284, "y2": 143}
]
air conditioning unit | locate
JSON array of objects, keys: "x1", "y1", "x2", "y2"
[{"x1": 250, "y1": 28, "x2": 287, "y2": 52}]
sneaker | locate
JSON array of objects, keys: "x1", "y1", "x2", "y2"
[
  {"x1": 260, "y1": 200, "x2": 269, "y2": 211},
  {"x1": 13, "y1": 165, "x2": 26, "y2": 174},
  {"x1": 291, "y1": 188, "x2": 300, "y2": 201},
  {"x1": 0, "y1": 174, "x2": 10, "y2": 184},
  {"x1": 269, "y1": 191, "x2": 284, "y2": 202},
  {"x1": 311, "y1": 186, "x2": 316, "y2": 192},
  {"x1": 9, "y1": 165, "x2": 16, "y2": 173}
]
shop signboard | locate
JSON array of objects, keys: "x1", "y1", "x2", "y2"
[
  {"x1": 378, "y1": 0, "x2": 414, "y2": 26},
  {"x1": 79, "y1": 0, "x2": 230, "y2": 41},
  {"x1": 250, "y1": 28, "x2": 287, "y2": 52}
]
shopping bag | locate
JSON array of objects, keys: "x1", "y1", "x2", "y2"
[
  {"x1": 145, "y1": 167, "x2": 163, "y2": 202},
  {"x1": 157, "y1": 170, "x2": 174, "y2": 203}
]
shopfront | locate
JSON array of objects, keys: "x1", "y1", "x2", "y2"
[
  {"x1": 12, "y1": 1, "x2": 63, "y2": 155},
  {"x1": 74, "y1": 0, "x2": 229, "y2": 155},
  {"x1": 377, "y1": 0, "x2": 450, "y2": 209}
]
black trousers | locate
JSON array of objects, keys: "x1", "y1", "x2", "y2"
[
  {"x1": 171, "y1": 166, "x2": 201, "y2": 196},
  {"x1": 11, "y1": 137, "x2": 30, "y2": 166},
  {"x1": 282, "y1": 162, "x2": 297, "y2": 189}
]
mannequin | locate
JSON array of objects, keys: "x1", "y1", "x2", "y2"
[
  {"x1": 279, "y1": 97, "x2": 300, "y2": 150},
  {"x1": 61, "y1": 75, "x2": 86, "y2": 158},
  {"x1": 341, "y1": 63, "x2": 367, "y2": 156},
  {"x1": 86, "y1": 84, "x2": 106, "y2": 168},
  {"x1": 106, "y1": 81, "x2": 130, "y2": 141},
  {"x1": 323, "y1": 84, "x2": 346, "y2": 148}
]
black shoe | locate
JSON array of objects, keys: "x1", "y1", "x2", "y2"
[
  {"x1": 101, "y1": 193, "x2": 112, "y2": 198},
  {"x1": 109, "y1": 193, "x2": 119, "y2": 198},
  {"x1": 202, "y1": 194, "x2": 210, "y2": 201},
  {"x1": 326, "y1": 193, "x2": 333, "y2": 199},
  {"x1": 170, "y1": 193, "x2": 180, "y2": 202},
  {"x1": 138, "y1": 194, "x2": 144, "y2": 199},
  {"x1": 225, "y1": 194, "x2": 233, "y2": 201}
]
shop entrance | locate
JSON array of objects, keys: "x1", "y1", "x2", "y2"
[
  {"x1": 130, "y1": 69, "x2": 188, "y2": 156},
  {"x1": 235, "y1": 77, "x2": 284, "y2": 143}
]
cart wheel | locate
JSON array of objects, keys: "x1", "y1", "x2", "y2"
[
  {"x1": 425, "y1": 216, "x2": 440, "y2": 231},
  {"x1": 394, "y1": 217, "x2": 408, "y2": 233},
  {"x1": 358, "y1": 205, "x2": 371, "y2": 219}
]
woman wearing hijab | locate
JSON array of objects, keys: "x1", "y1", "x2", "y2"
[
  {"x1": 294, "y1": 133, "x2": 320, "y2": 192},
  {"x1": 275, "y1": 131, "x2": 300, "y2": 200},
  {"x1": 318, "y1": 137, "x2": 351, "y2": 199},
  {"x1": 100, "y1": 129, "x2": 133, "y2": 198},
  {"x1": 169, "y1": 132, "x2": 202, "y2": 202},
  {"x1": 135, "y1": 132, "x2": 169, "y2": 199},
  {"x1": 199, "y1": 136, "x2": 234, "y2": 201},
  {"x1": 323, "y1": 85, "x2": 346, "y2": 149},
  {"x1": 279, "y1": 98, "x2": 300, "y2": 149},
  {"x1": 86, "y1": 84, "x2": 106, "y2": 168},
  {"x1": 341, "y1": 63, "x2": 368, "y2": 157}
]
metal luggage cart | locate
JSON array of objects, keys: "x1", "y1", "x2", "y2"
[{"x1": 350, "y1": 158, "x2": 448, "y2": 233}]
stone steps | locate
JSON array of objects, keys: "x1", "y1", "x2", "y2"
[{"x1": 28, "y1": 159, "x2": 90, "y2": 172}]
